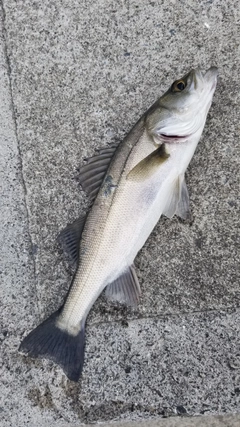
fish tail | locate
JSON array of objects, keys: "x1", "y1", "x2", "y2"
[{"x1": 18, "y1": 308, "x2": 85, "y2": 382}]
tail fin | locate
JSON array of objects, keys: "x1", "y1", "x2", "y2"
[{"x1": 19, "y1": 309, "x2": 85, "y2": 382}]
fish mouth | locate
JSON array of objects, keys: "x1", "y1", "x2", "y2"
[{"x1": 159, "y1": 133, "x2": 190, "y2": 143}]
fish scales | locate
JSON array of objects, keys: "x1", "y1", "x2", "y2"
[{"x1": 61, "y1": 121, "x2": 155, "y2": 324}]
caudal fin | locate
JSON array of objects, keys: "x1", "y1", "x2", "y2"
[{"x1": 19, "y1": 309, "x2": 85, "y2": 382}]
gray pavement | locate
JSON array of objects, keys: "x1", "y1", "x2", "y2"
[
  {"x1": 0, "y1": 0, "x2": 239, "y2": 426},
  {"x1": 88, "y1": 414, "x2": 240, "y2": 427}
]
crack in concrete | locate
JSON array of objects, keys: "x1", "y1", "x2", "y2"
[
  {"x1": 0, "y1": 0, "x2": 40, "y2": 314},
  {"x1": 88, "y1": 305, "x2": 240, "y2": 328}
]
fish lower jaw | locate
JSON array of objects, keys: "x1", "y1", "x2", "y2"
[{"x1": 159, "y1": 133, "x2": 190, "y2": 143}]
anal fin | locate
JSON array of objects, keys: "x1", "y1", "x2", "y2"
[{"x1": 105, "y1": 265, "x2": 141, "y2": 307}]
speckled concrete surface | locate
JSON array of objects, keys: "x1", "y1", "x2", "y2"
[
  {"x1": 88, "y1": 413, "x2": 240, "y2": 427},
  {"x1": 0, "y1": 0, "x2": 239, "y2": 426}
]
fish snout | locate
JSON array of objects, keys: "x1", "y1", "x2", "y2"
[{"x1": 204, "y1": 66, "x2": 218, "y2": 89}]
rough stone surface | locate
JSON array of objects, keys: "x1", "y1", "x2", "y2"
[
  {"x1": 87, "y1": 414, "x2": 240, "y2": 427},
  {"x1": 0, "y1": 0, "x2": 239, "y2": 426}
]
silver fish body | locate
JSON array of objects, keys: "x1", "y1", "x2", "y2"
[{"x1": 19, "y1": 67, "x2": 218, "y2": 381}]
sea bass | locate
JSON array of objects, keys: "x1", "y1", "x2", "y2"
[{"x1": 19, "y1": 67, "x2": 218, "y2": 381}]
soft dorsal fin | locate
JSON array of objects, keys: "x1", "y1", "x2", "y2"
[
  {"x1": 127, "y1": 143, "x2": 169, "y2": 182},
  {"x1": 162, "y1": 174, "x2": 190, "y2": 220},
  {"x1": 105, "y1": 265, "x2": 141, "y2": 307},
  {"x1": 79, "y1": 143, "x2": 118, "y2": 200},
  {"x1": 57, "y1": 215, "x2": 86, "y2": 267},
  {"x1": 59, "y1": 144, "x2": 118, "y2": 265}
]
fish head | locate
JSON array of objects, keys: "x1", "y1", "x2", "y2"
[{"x1": 146, "y1": 67, "x2": 218, "y2": 142}]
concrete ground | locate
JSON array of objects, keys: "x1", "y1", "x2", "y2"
[
  {"x1": 0, "y1": 1, "x2": 239, "y2": 426},
  {"x1": 87, "y1": 414, "x2": 240, "y2": 427}
]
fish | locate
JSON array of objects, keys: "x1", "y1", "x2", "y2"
[{"x1": 19, "y1": 66, "x2": 218, "y2": 381}]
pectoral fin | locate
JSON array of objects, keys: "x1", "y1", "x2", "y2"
[
  {"x1": 163, "y1": 175, "x2": 190, "y2": 220},
  {"x1": 127, "y1": 143, "x2": 170, "y2": 182}
]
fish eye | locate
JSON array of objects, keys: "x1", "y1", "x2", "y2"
[{"x1": 171, "y1": 80, "x2": 186, "y2": 92}]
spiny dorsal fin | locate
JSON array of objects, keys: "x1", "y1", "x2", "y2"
[
  {"x1": 57, "y1": 215, "x2": 86, "y2": 266},
  {"x1": 79, "y1": 143, "x2": 118, "y2": 200},
  {"x1": 127, "y1": 143, "x2": 169, "y2": 182},
  {"x1": 105, "y1": 264, "x2": 141, "y2": 307},
  {"x1": 162, "y1": 174, "x2": 190, "y2": 220}
]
